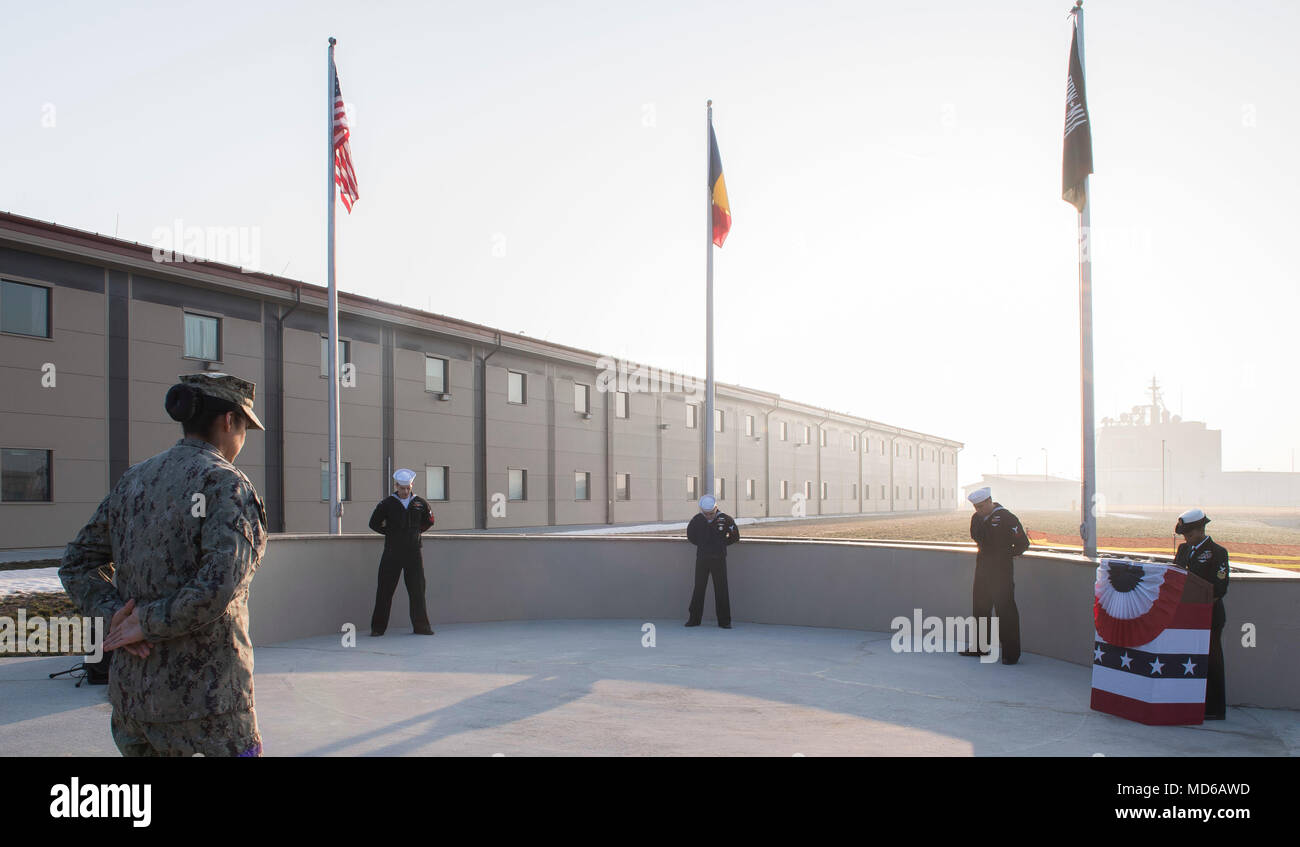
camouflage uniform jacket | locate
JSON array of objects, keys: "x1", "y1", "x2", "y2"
[{"x1": 59, "y1": 437, "x2": 268, "y2": 722}]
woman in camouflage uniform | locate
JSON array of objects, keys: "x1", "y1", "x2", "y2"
[{"x1": 60, "y1": 373, "x2": 268, "y2": 757}]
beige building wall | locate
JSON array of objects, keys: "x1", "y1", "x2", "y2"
[
  {"x1": 485, "y1": 356, "x2": 550, "y2": 528},
  {"x1": 0, "y1": 217, "x2": 962, "y2": 548},
  {"x1": 0, "y1": 283, "x2": 107, "y2": 548},
  {"x1": 393, "y1": 345, "x2": 474, "y2": 529},
  {"x1": 126, "y1": 296, "x2": 267, "y2": 495}
]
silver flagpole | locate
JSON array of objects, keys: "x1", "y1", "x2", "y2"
[
  {"x1": 1074, "y1": 3, "x2": 1097, "y2": 560},
  {"x1": 704, "y1": 100, "x2": 715, "y2": 499},
  {"x1": 327, "y1": 37, "x2": 342, "y2": 534}
]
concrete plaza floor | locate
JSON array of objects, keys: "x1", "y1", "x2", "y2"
[{"x1": 2, "y1": 620, "x2": 1296, "y2": 756}]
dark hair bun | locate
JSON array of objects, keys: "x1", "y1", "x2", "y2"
[{"x1": 164, "y1": 383, "x2": 205, "y2": 423}]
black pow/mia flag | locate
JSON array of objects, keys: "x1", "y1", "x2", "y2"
[{"x1": 1062, "y1": 17, "x2": 1093, "y2": 213}]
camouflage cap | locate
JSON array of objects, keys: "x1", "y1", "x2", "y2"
[{"x1": 178, "y1": 373, "x2": 265, "y2": 430}]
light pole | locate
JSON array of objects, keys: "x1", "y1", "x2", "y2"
[
  {"x1": 1041, "y1": 447, "x2": 1048, "y2": 481},
  {"x1": 993, "y1": 454, "x2": 999, "y2": 474}
]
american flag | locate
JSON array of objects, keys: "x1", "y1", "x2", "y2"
[
  {"x1": 1090, "y1": 560, "x2": 1212, "y2": 726},
  {"x1": 332, "y1": 61, "x2": 359, "y2": 212}
]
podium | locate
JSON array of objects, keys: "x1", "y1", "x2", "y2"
[{"x1": 1090, "y1": 559, "x2": 1213, "y2": 726}]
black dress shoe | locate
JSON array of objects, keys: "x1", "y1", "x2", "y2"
[
  {"x1": 370, "y1": 630, "x2": 385, "y2": 637},
  {"x1": 684, "y1": 620, "x2": 701, "y2": 627},
  {"x1": 1204, "y1": 713, "x2": 1226, "y2": 721},
  {"x1": 718, "y1": 623, "x2": 732, "y2": 629},
  {"x1": 958, "y1": 650, "x2": 989, "y2": 657},
  {"x1": 1001, "y1": 657, "x2": 1019, "y2": 665},
  {"x1": 413, "y1": 627, "x2": 435, "y2": 635}
]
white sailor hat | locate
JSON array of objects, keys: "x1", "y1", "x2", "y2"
[
  {"x1": 699, "y1": 494, "x2": 717, "y2": 512},
  {"x1": 967, "y1": 487, "x2": 992, "y2": 504},
  {"x1": 1175, "y1": 508, "x2": 1209, "y2": 532},
  {"x1": 393, "y1": 468, "x2": 417, "y2": 486}
]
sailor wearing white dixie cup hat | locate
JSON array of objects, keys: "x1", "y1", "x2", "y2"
[
  {"x1": 1172, "y1": 508, "x2": 1230, "y2": 720},
  {"x1": 685, "y1": 494, "x2": 740, "y2": 628},
  {"x1": 963, "y1": 487, "x2": 1030, "y2": 663},
  {"x1": 368, "y1": 468, "x2": 436, "y2": 636}
]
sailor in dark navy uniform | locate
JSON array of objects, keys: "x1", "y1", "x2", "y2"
[
  {"x1": 369, "y1": 468, "x2": 436, "y2": 636},
  {"x1": 1172, "y1": 508, "x2": 1229, "y2": 720},
  {"x1": 685, "y1": 494, "x2": 740, "y2": 628},
  {"x1": 964, "y1": 487, "x2": 1030, "y2": 664}
]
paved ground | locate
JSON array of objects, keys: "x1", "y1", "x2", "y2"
[
  {"x1": 2, "y1": 620, "x2": 1295, "y2": 757},
  {"x1": 0, "y1": 548, "x2": 64, "y2": 566}
]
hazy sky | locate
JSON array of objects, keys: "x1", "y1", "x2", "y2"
[{"x1": 4, "y1": 0, "x2": 1297, "y2": 486}]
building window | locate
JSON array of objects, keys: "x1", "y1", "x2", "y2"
[
  {"x1": 865, "y1": 484, "x2": 871, "y2": 500},
  {"x1": 575, "y1": 382, "x2": 590, "y2": 414},
  {"x1": 850, "y1": 434, "x2": 857, "y2": 451},
  {"x1": 819, "y1": 429, "x2": 827, "y2": 447},
  {"x1": 909, "y1": 446, "x2": 913, "y2": 459},
  {"x1": 320, "y1": 337, "x2": 351, "y2": 378},
  {"x1": 746, "y1": 479, "x2": 755, "y2": 500},
  {"x1": 895, "y1": 485, "x2": 899, "y2": 499},
  {"x1": 616, "y1": 473, "x2": 630, "y2": 501},
  {"x1": 686, "y1": 403, "x2": 698, "y2": 429},
  {"x1": 425, "y1": 466, "x2": 448, "y2": 501},
  {"x1": 508, "y1": 468, "x2": 527, "y2": 500},
  {"x1": 616, "y1": 391, "x2": 629, "y2": 419},
  {"x1": 850, "y1": 483, "x2": 857, "y2": 500},
  {"x1": 821, "y1": 481, "x2": 829, "y2": 500},
  {"x1": 802, "y1": 425, "x2": 811, "y2": 445},
  {"x1": 575, "y1": 471, "x2": 590, "y2": 501},
  {"x1": 804, "y1": 480, "x2": 813, "y2": 499},
  {"x1": 881, "y1": 441, "x2": 885, "y2": 456},
  {"x1": 714, "y1": 478, "x2": 725, "y2": 500},
  {"x1": 183, "y1": 312, "x2": 220, "y2": 361},
  {"x1": 920, "y1": 447, "x2": 925, "y2": 461},
  {"x1": 0, "y1": 280, "x2": 51, "y2": 338},
  {"x1": 745, "y1": 415, "x2": 755, "y2": 437},
  {"x1": 881, "y1": 485, "x2": 885, "y2": 500},
  {"x1": 425, "y1": 356, "x2": 448, "y2": 393},
  {"x1": 779, "y1": 422, "x2": 788, "y2": 441},
  {"x1": 320, "y1": 461, "x2": 352, "y2": 501},
  {"x1": 909, "y1": 486, "x2": 913, "y2": 499},
  {"x1": 714, "y1": 409, "x2": 724, "y2": 433},
  {"x1": 687, "y1": 475, "x2": 698, "y2": 500},
  {"x1": 780, "y1": 480, "x2": 789, "y2": 500},
  {"x1": 508, "y1": 371, "x2": 527, "y2": 404},
  {"x1": 1, "y1": 448, "x2": 52, "y2": 501}
]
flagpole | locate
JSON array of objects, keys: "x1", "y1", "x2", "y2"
[
  {"x1": 704, "y1": 100, "x2": 715, "y2": 499},
  {"x1": 1073, "y1": 2, "x2": 1097, "y2": 560},
  {"x1": 326, "y1": 37, "x2": 342, "y2": 534}
]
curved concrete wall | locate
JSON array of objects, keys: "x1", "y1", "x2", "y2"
[{"x1": 251, "y1": 535, "x2": 1300, "y2": 709}]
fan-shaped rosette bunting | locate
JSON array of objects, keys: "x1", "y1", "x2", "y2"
[{"x1": 1093, "y1": 559, "x2": 1187, "y2": 648}]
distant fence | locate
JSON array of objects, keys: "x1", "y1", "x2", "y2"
[{"x1": 252, "y1": 534, "x2": 1300, "y2": 709}]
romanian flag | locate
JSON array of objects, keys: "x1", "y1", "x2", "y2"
[{"x1": 709, "y1": 125, "x2": 731, "y2": 247}]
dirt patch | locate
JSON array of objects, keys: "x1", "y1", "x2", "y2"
[{"x1": 0, "y1": 558, "x2": 61, "y2": 572}]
